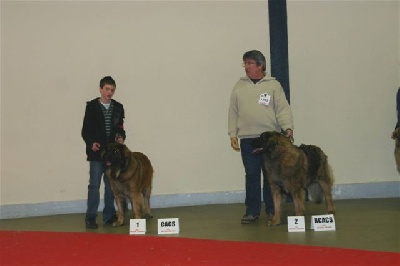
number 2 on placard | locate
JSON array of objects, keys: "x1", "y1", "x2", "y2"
[{"x1": 295, "y1": 218, "x2": 298, "y2": 224}]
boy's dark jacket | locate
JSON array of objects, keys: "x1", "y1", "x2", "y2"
[{"x1": 81, "y1": 98, "x2": 126, "y2": 161}]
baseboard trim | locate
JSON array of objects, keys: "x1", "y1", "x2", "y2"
[{"x1": 1, "y1": 181, "x2": 399, "y2": 219}]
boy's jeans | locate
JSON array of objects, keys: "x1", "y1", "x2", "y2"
[{"x1": 85, "y1": 161, "x2": 116, "y2": 222}]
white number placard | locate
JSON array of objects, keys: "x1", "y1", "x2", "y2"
[
  {"x1": 310, "y1": 214, "x2": 336, "y2": 231},
  {"x1": 130, "y1": 219, "x2": 146, "y2": 235},
  {"x1": 158, "y1": 218, "x2": 180, "y2": 234},
  {"x1": 287, "y1": 216, "x2": 305, "y2": 232}
]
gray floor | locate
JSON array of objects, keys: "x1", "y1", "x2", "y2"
[{"x1": 1, "y1": 198, "x2": 399, "y2": 253}]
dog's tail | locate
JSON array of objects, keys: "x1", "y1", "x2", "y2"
[{"x1": 308, "y1": 160, "x2": 334, "y2": 204}]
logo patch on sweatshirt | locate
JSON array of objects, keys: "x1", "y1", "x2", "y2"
[{"x1": 258, "y1": 93, "x2": 271, "y2": 106}]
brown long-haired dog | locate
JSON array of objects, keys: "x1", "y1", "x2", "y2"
[
  {"x1": 103, "y1": 143, "x2": 153, "y2": 226},
  {"x1": 393, "y1": 128, "x2": 400, "y2": 173},
  {"x1": 252, "y1": 131, "x2": 335, "y2": 226}
]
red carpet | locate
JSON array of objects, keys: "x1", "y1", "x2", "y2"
[{"x1": 1, "y1": 231, "x2": 399, "y2": 265}]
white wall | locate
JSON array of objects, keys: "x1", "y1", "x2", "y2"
[
  {"x1": 1, "y1": 0, "x2": 270, "y2": 205},
  {"x1": 288, "y1": 1, "x2": 399, "y2": 184},
  {"x1": 1, "y1": 1, "x2": 399, "y2": 211}
]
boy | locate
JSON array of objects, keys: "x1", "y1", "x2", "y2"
[{"x1": 81, "y1": 76, "x2": 126, "y2": 229}]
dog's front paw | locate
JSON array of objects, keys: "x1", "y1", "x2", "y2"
[
  {"x1": 112, "y1": 220, "x2": 124, "y2": 227},
  {"x1": 268, "y1": 216, "x2": 281, "y2": 226},
  {"x1": 268, "y1": 220, "x2": 281, "y2": 226}
]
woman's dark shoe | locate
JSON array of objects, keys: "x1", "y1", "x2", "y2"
[
  {"x1": 241, "y1": 214, "x2": 259, "y2": 224},
  {"x1": 85, "y1": 220, "x2": 98, "y2": 229}
]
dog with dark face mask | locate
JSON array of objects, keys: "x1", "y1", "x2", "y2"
[
  {"x1": 102, "y1": 143, "x2": 153, "y2": 226},
  {"x1": 252, "y1": 131, "x2": 335, "y2": 225}
]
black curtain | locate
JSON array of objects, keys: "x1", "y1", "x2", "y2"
[
  {"x1": 268, "y1": 1, "x2": 309, "y2": 201},
  {"x1": 268, "y1": 0, "x2": 290, "y2": 103}
]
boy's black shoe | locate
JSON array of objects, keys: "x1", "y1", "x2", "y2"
[{"x1": 103, "y1": 215, "x2": 117, "y2": 225}]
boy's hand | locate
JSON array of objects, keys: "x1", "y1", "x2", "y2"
[
  {"x1": 115, "y1": 134, "x2": 124, "y2": 144},
  {"x1": 92, "y1": 142, "x2": 101, "y2": 152}
]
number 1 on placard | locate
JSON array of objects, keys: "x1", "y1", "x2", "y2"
[{"x1": 130, "y1": 219, "x2": 146, "y2": 235}]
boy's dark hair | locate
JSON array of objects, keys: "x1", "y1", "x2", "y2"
[
  {"x1": 243, "y1": 50, "x2": 266, "y2": 71},
  {"x1": 99, "y1": 76, "x2": 116, "y2": 88}
]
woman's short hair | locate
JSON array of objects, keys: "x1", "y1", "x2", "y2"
[{"x1": 243, "y1": 50, "x2": 266, "y2": 71}]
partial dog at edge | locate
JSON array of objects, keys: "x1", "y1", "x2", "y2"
[
  {"x1": 102, "y1": 143, "x2": 153, "y2": 226},
  {"x1": 393, "y1": 128, "x2": 400, "y2": 173},
  {"x1": 252, "y1": 131, "x2": 335, "y2": 226}
]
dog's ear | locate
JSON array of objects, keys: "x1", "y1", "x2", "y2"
[
  {"x1": 260, "y1": 132, "x2": 268, "y2": 141},
  {"x1": 118, "y1": 144, "x2": 131, "y2": 170},
  {"x1": 266, "y1": 135, "x2": 279, "y2": 151},
  {"x1": 260, "y1": 131, "x2": 276, "y2": 142},
  {"x1": 119, "y1": 144, "x2": 130, "y2": 163}
]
